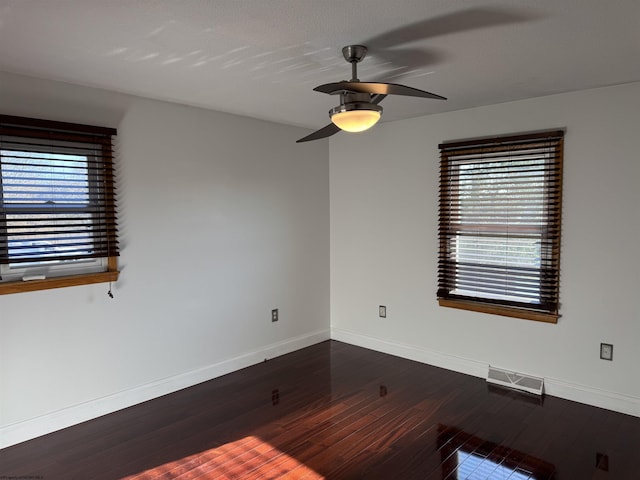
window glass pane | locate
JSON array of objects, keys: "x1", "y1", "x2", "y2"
[
  {"x1": 451, "y1": 233, "x2": 542, "y2": 304},
  {"x1": 459, "y1": 159, "x2": 545, "y2": 227},
  {"x1": 1, "y1": 150, "x2": 90, "y2": 204},
  {"x1": 1, "y1": 149, "x2": 97, "y2": 268}
]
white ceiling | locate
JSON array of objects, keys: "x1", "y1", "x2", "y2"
[{"x1": 0, "y1": 0, "x2": 639, "y2": 131}]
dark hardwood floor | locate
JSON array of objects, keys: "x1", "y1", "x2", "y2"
[{"x1": 2, "y1": 340, "x2": 640, "y2": 479}]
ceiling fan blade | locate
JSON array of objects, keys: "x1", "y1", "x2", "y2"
[
  {"x1": 315, "y1": 81, "x2": 446, "y2": 100},
  {"x1": 296, "y1": 123, "x2": 341, "y2": 143},
  {"x1": 313, "y1": 82, "x2": 355, "y2": 94},
  {"x1": 364, "y1": 8, "x2": 538, "y2": 49}
]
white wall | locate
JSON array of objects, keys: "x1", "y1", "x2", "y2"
[
  {"x1": 330, "y1": 82, "x2": 640, "y2": 415},
  {"x1": 0, "y1": 72, "x2": 330, "y2": 446}
]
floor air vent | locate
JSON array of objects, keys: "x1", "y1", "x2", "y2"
[{"x1": 487, "y1": 366, "x2": 544, "y2": 396}]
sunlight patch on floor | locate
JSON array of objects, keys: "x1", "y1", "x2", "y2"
[{"x1": 121, "y1": 435, "x2": 324, "y2": 479}]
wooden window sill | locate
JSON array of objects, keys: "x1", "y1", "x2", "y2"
[
  {"x1": 0, "y1": 270, "x2": 119, "y2": 295},
  {"x1": 439, "y1": 298, "x2": 558, "y2": 324}
]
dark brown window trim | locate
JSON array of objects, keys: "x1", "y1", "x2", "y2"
[
  {"x1": 439, "y1": 298, "x2": 559, "y2": 324},
  {"x1": 0, "y1": 114, "x2": 117, "y2": 136},
  {"x1": 0, "y1": 257, "x2": 119, "y2": 295}
]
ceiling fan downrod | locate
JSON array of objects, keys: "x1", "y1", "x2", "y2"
[{"x1": 342, "y1": 45, "x2": 367, "y2": 82}]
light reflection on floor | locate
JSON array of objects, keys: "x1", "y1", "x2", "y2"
[
  {"x1": 438, "y1": 424, "x2": 556, "y2": 480},
  {"x1": 121, "y1": 435, "x2": 324, "y2": 479},
  {"x1": 457, "y1": 450, "x2": 533, "y2": 480}
]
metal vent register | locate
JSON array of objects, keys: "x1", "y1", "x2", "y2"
[{"x1": 487, "y1": 366, "x2": 544, "y2": 396}]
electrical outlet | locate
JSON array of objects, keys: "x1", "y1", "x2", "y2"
[
  {"x1": 596, "y1": 453, "x2": 609, "y2": 471},
  {"x1": 379, "y1": 305, "x2": 386, "y2": 318},
  {"x1": 272, "y1": 309, "x2": 278, "y2": 322},
  {"x1": 600, "y1": 343, "x2": 613, "y2": 361}
]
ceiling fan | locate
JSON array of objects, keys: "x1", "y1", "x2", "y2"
[{"x1": 297, "y1": 45, "x2": 446, "y2": 143}]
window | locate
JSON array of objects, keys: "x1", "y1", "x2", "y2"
[
  {"x1": 0, "y1": 115, "x2": 119, "y2": 294},
  {"x1": 437, "y1": 130, "x2": 563, "y2": 323}
]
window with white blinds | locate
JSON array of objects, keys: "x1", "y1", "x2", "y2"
[
  {"x1": 437, "y1": 130, "x2": 563, "y2": 322},
  {"x1": 0, "y1": 115, "x2": 119, "y2": 293}
]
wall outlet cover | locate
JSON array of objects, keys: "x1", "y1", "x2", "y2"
[
  {"x1": 379, "y1": 305, "x2": 386, "y2": 318},
  {"x1": 596, "y1": 453, "x2": 609, "y2": 471},
  {"x1": 600, "y1": 343, "x2": 613, "y2": 361}
]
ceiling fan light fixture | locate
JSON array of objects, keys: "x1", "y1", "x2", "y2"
[
  {"x1": 297, "y1": 44, "x2": 446, "y2": 142},
  {"x1": 329, "y1": 102, "x2": 382, "y2": 133}
]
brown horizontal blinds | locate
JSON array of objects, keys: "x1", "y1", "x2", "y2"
[
  {"x1": 438, "y1": 130, "x2": 563, "y2": 316},
  {"x1": 0, "y1": 115, "x2": 119, "y2": 265}
]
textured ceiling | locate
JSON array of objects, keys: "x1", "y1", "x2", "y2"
[{"x1": 0, "y1": 0, "x2": 639, "y2": 131}]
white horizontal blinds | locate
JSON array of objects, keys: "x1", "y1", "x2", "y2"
[
  {"x1": 0, "y1": 115, "x2": 118, "y2": 266},
  {"x1": 438, "y1": 131, "x2": 563, "y2": 314}
]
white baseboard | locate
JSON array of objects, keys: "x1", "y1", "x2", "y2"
[
  {"x1": 543, "y1": 377, "x2": 640, "y2": 417},
  {"x1": 331, "y1": 327, "x2": 640, "y2": 418},
  {"x1": 0, "y1": 329, "x2": 330, "y2": 449},
  {"x1": 331, "y1": 328, "x2": 488, "y2": 378}
]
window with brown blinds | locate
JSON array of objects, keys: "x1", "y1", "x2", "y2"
[
  {"x1": 437, "y1": 130, "x2": 563, "y2": 323},
  {"x1": 0, "y1": 115, "x2": 119, "y2": 294}
]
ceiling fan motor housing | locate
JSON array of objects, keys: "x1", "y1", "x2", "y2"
[
  {"x1": 338, "y1": 91, "x2": 372, "y2": 104},
  {"x1": 329, "y1": 92, "x2": 382, "y2": 118}
]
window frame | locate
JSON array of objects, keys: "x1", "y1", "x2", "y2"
[
  {"x1": 437, "y1": 130, "x2": 564, "y2": 323},
  {"x1": 0, "y1": 115, "x2": 119, "y2": 295}
]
